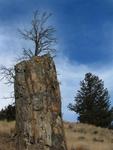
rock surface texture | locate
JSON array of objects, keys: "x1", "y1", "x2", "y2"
[{"x1": 15, "y1": 54, "x2": 67, "y2": 150}]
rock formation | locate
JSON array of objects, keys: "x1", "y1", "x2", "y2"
[{"x1": 15, "y1": 54, "x2": 67, "y2": 150}]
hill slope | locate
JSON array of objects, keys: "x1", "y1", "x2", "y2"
[
  {"x1": 0, "y1": 121, "x2": 113, "y2": 150},
  {"x1": 64, "y1": 122, "x2": 113, "y2": 150}
]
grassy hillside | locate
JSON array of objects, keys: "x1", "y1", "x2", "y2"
[
  {"x1": 65, "y1": 122, "x2": 113, "y2": 150},
  {"x1": 0, "y1": 121, "x2": 113, "y2": 150},
  {"x1": 0, "y1": 121, "x2": 15, "y2": 150}
]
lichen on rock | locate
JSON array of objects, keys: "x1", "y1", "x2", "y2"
[{"x1": 15, "y1": 54, "x2": 67, "y2": 150}]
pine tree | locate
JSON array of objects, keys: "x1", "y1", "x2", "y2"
[
  {"x1": 68, "y1": 73, "x2": 113, "y2": 127},
  {"x1": 6, "y1": 104, "x2": 15, "y2": 121},
  {"x1": 0, "y1": 104, "x2": 15, "y2": 121}
]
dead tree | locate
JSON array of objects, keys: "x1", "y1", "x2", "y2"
[
  {"x1": 18, "y1": 10, "x2": 56, "y2": 58},
  {"x1": 0, "y1": 65, "x2": 15, "y2": 85},
  {"x1": 0, "y1": 10, "x2": 56, "y2": 97}
]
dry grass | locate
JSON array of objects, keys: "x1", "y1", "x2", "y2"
[
  {"x1": 0, "y1": 121, "x2": 113, "y2": 150},
  {"x1": 0, "y1": 121, "x2": 15, "y2": 150},
  {"x1": 64, "y1": 122, "x2": 113, "y2": 150}
]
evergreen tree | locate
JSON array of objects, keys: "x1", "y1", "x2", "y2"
[
  {"x1": 0, "y1": 108, "x2": 6, "y2": 120},
  {"x1": 68, "y1": 73, "x2": 113, "y2": 127},
  {"x1": 0, "y1": 104, "x2": 15, "y2": 121},
  {"x1": 6, "y1": 104, "x2": 15, "y2": 121}
]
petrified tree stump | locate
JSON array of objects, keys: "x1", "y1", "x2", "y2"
[{"x1": 15, "y1": 54, "x2": 67, "y2": 150}]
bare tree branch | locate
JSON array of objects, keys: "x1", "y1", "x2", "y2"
[
  {"x1": 16, "y1": 48, "x2": 34, "y2": 62},
  {"x1": 0, "y1": 65, "x2": 15, "y2": 85},
  {"x1": 0, "y1": 10, "x2": 56, "y2": 101},
  {"x1": 18, "y1": 10, "x2": 56, "y2": 58}
]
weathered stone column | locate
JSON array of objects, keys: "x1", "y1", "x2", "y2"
[{"x1": 15, "y1": 54, "x2": 67, "y2": 150}]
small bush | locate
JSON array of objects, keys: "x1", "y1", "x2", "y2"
[
  {"x1": 93, "y1": 137, "x2": 104, "y2": 142},
  {"x1": 68, "y1": 124, "x2": 73, "y2": 129},
  {"x1": 93, "y1": 130, "x2": 98, "y2": 134},
  {"x1": 77, "y1": 136, "x2": 85, "y2": 140},
  {"x1": 77, "y1": 128, "x2": 86, "y2": 134}
]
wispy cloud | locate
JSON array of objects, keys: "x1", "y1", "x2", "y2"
[
  {"x1": 0, "y1": 18, "x2": 113, "y2": 121},
  {"x1": 0, "y1": 46, "x2": 113, "y2": 121},
  {"x1": 55, "y1": 54, "x2": 113, "y2": 121}
]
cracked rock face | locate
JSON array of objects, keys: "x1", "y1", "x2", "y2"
[{"x1": 15, "y1": 54, "x2": 67, "y2": 150}]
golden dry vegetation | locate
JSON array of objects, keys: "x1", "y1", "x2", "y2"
[
  {"x1": 0, "y1": 121, "x2": 15, "y2": 150},
  {"x1": 64, "y1": 122, "x2": 113, "y2": 150},
  {"x1": 0, "y1": 121, "x2": 113, "y2": 150}
]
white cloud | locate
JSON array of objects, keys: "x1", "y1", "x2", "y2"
[
  {"x1": 0, "y1": 26, "x2": 113, "y2": 121},
  {"x1": 0, "y1": 53, "x2": 14, "y2": 109},
  {"x1": 0, "y1": 50, "x2": 113, "y2": 121},
  {"x1": 55, "y1": 55, "x2": 113, "y2": 121}
]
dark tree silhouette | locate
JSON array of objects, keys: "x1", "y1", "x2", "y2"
[
  {"x1": 68, "y1": 73, "x2": 113, "y2": 127},
  {"x1": 6, "y1": 104, "x2": 15, "y2": 121},
  {"x1": 0, "y1": 104, "x2": 15, "y2": 121}
]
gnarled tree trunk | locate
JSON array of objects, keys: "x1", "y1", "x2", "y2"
[{"x1": 15, "y1": 54, "x2": 67, "y2": 150}]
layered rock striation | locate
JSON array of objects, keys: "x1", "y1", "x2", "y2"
[{"x1": 15, "y1": 54, "x2": 67, "y2": 150}]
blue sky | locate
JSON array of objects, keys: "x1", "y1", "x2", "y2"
[{"x1": 0, "y1": 0, "x2": 113, "y2": 121}]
